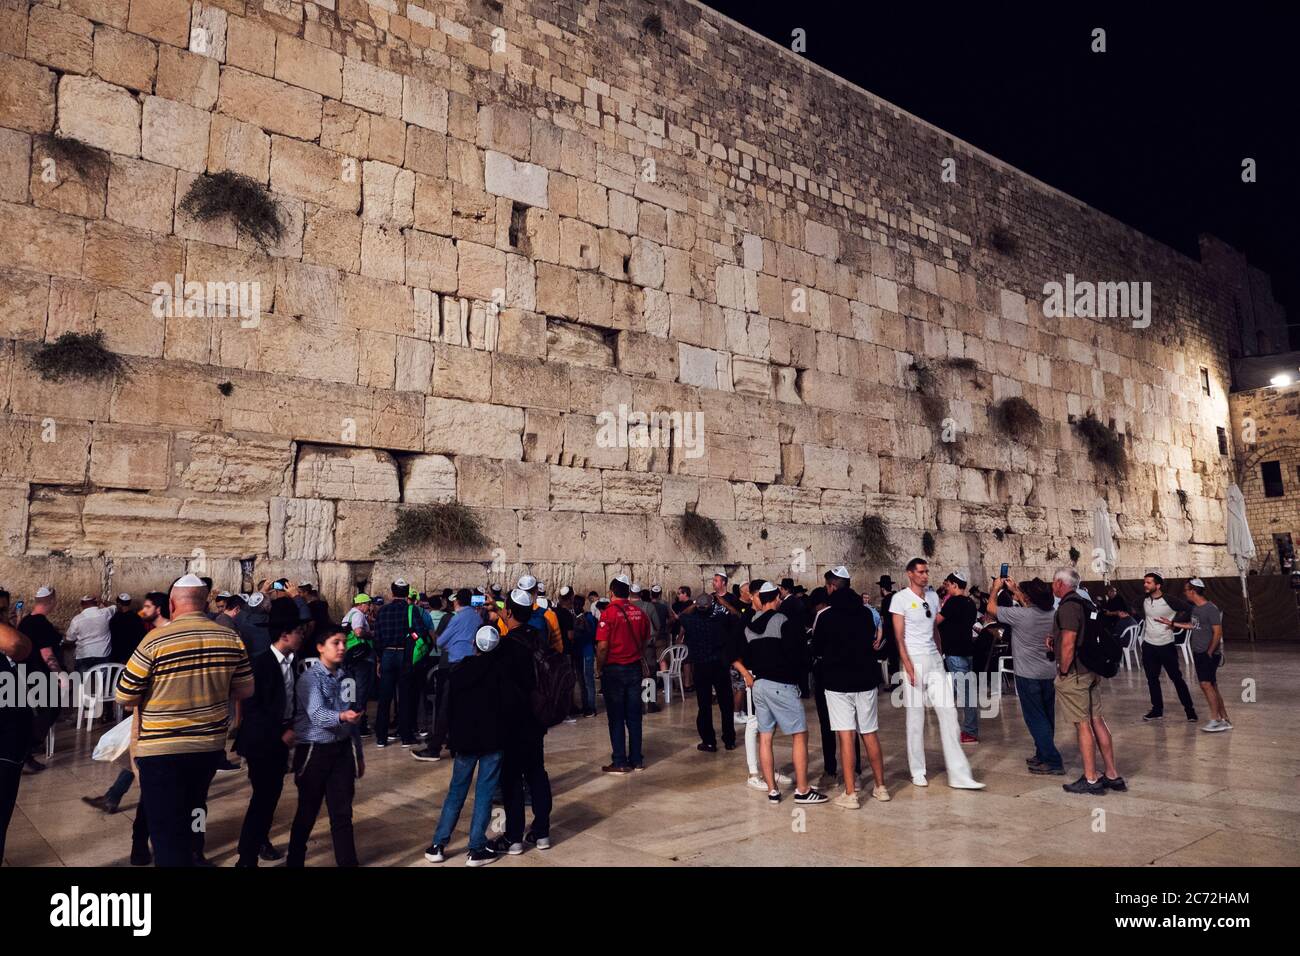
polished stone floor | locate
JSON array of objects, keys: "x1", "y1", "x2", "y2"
[{"x1": 6, "y1": 645, "x2": 1299, "y2": 867}]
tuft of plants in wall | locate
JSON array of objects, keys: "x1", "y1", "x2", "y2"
[
  {"x1": 379, "y1": 501, "x2": 489, "y2": 554},
  {"x1": 854, "y1": 514, "x2": 894, "y2": 565},
  {"x1": 179, "y1": 171, "x2": 283, "y2": 250},
  {"x1": 1068, "y1": 546, "x2": 1081, "y2": 564},
  {"x1": 909, "y1": 360, "x2": 947, "y2": 422},
  {"x1": 992, "y1": 396, "x2": 1042, "y2": 441},
  {"x1": 642, "y1": 12, "x2": 664, "y2": 34},
  {"x1": 1073, "y1": 411, "x2": 1127, "y2": 475},
  {"x1": 681, "y1": 509, "x2": 725, "y2": 554},
  {"x1": 36, "y1": 134, "x2": 108, "y2": 180},
  {"x1": 921, "y1": 530, "x2": 935, "y2": 557},
  {"x1": 987, "y1": 225, "x2": 1019, "y2": 256},
  {"x1": 29, "y1": 331, "x2": 127, "y2": 383},
  {"x1": 941, "y1": 357, "x2": 980, "y2": 373},
  {"x1": 217, "y1": 381, "x2": 234, "y2": 396}
]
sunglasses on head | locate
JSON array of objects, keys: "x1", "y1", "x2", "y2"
[{"x1": 923, "y1": 602, "x2": 932, "y2": 618}]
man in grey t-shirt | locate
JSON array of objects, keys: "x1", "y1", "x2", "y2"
[
  {"x1": 1164, "y1": 578, "x2": 1231, "y2": 733},
  {"x1": 987, "y1": 577, "x2": 1062, "y2": 774}
]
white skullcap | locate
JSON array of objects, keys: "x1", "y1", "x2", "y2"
[
  {"x1": 509, "y1": 588, "x2": 533, "y2": 606},
  {"x1": 35, "y1": 586, "x2": 53, "y2": 598},
  {"x1": 174, "y1": 574, "x2": 206, "y2": 588},
  {"x1": 247, "y1": 592, "x2": 265, "y2": 608},
  {"x1": 117, "y1": 592, "x2": 132, "y2": 602},
  {"x1": 536, "y1": 597, "x2": 550, "y2": 609},
  {"x1": 517, "y1": 574, "x2": 538, "y2": 590},
  {"x1": 828, "y1": 566, "x2": 851, "y2": 581},
  {"x1": 614, "y1": 573, "x2": 631, "y2": 586},
  {"x1": 757, "y1": 580, "x2": 780, "y2": 596},
  {"x1": 475, "y1": 625, "x2": 500, "y2": 653}
]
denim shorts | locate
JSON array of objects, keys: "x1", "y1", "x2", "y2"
[{"x1": 752, "y1": 678, "x2": 806, "y2": 734}]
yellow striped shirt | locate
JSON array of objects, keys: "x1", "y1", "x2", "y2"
[{"x1": 115, "y1": 612, "x2": 253, "y2": 758}]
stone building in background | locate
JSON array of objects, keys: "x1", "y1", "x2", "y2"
[{"x1": 0, "y1": 0, "x2": 1283, "y2": 621}]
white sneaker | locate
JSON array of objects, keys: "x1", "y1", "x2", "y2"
[
  {"x1": 775, "y1": 771, "x2": 793, "y2": 787},
  {"x1": 911, "y1": 775, "x2": 928, "y2": 787},
  {"x1": 872, "y1": 784, "x2": 891, "y2": 802},
  {"x1": 733, "y1": 712, "x2": 748, "y2": 725},
  {"x1": 746, "y1": 775, "x2": 769, "y2": 791},
  {"x1": 949, "y1": 779, "x2": 987, "y2": 790},
  {"x1": 1219, "y1": 719, "x2": 1233, "y2": 730},
  {"x1": 832, "y1": 791, "x2": 860, "y2": 810},
  {"x1": 1202, "y1": 719, "x2": 1227, "y2": 733}
]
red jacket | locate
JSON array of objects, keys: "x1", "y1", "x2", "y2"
[{"x1": 597, "y1": 598, "x2": 650, "y2": 666}]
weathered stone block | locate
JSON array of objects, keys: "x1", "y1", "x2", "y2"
[
  {"x1": 424, "y1": 396, "x2": 522, "y2": 460},
  {"x1": 57, "y1": 74, "x2": 140, "y2": 155},
  {"x1": 294, "y1": 445, "x2": 400, "y2": 501}
]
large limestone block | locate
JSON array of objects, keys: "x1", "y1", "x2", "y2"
[
  {"x1": 0, "y1": 53, "x2": 57, "y2": 134},
  {"x1": 0, "y1": 481, "x2": 27, "y2": 555},
  {"x1": 142, "y1": 95, "x2": 210, "y2": 172},
  {"x1": 128, "y1": 0, "x2": 191, "y2": 47},
  {"x1": 424, "y1": 396, "x2": 522, "y2": 460},
  {"x1": 0, "y1": 555, "x2": 106, "y2": 625},
  {"x1": 484, "y1": 150, "x2": 548, "y2": 208},
  {"x1": 89, "y1": 423, "x2": 170, "y2": 490},
  {"x1": 274, "y1": 34, "x2": 342, "y2": 99},
  {"x1": 549, "y1": 465, "x2": 602, "y2": 512},
  {"x1": 0, "y1": 201, "x2": 84, "y2": 277},
  {"x1": 106, "y1": 156, "x2": 176, "y2": 234},
  {"x1": 174, "y1": 431, "x2": 293, "y2": 495},
  {"x1": 401, "y1": 454, "x2": 456, "y2": 503},
  {"x1": 362, "y1": 160, "x2": 414, "y2": 225},
  {"x1": 26, "y1": 489, "x2": 88, "y2": 555},
  {"x1": 84, "y1": 221, "x2": 183, "y2": 295},
  {"x1": 762, "y1": 484, "x2": 823, "y2": 524},
  {"x1": 602, "y1": 471, "x2": 661, "y2": 515},
  {"x1": 27, "y1": 6, "x2": 94, "y2": 75},
  {"x1": 342, "y1": 58, "x2": 402, "y2": 117},
  {"x1": 403, "y1": 75, "x2": 447, "y2": 132},
  {"x1": 57, "y1": 74, "x2": 140, "y2": 156},
  {"x1": 294, "y1": 445, "x2": 400, "y2": 501},
  {"x1": 270, "y1": 496, "x2": 335, "y2": 560},
  {"x1": 707, "y1": 433, "x2": 779, "y2": 483},
  {"x1": 581, "y1": 513, "x2": 648, "y2": 563},
  {"x1": 0, "y1": 415, "x2": 92, "y2": 485},
  {"x1": 270, "y1": 136, "x2": 359, "y2": 211},
  {"x1": 429, "y1": 345, "x2": 492, "y2": 402},
  {"x1": 80, "y1": 491, "x2": 269, "y2": 557},
  {"x1": 491, "y1": 354, "x2": 569, "y2": 411},
  {"x1": 516, "y1": 511, "x2": 588, "y2": 562},
  {"x1": 218, "y1": 67, "x2": 322, "y2": 141}
]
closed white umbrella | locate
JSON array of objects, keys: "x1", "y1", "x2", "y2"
[
  {"x1": 1225, "y1": 483, "x2": 1257, "y2": 641},
  {"x1": 1092, "y1": 497, "x2": 1118, "y2": 583}
]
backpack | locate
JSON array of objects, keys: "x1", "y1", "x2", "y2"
[
  {"x1": 1062, "y1": 594, "x2": 1121, "y2": 678},
  {"x1": 528, "y1": 605, "x2": 550, "y2": 639},
  {"x1": 516, "y1": 626, "x2": 575, "y2": 728}
]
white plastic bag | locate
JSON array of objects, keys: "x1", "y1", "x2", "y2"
[{"x1": 92, "y1": 716, "x2": 132, "y2": 762}]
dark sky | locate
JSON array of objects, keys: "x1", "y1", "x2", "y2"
[{"x1": 698, "y1": 2, "x2": 1299, "y2": 325}]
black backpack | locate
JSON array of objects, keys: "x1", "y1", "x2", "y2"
[
  {"x1": 1062, "y1": 594, "x2": 1122, "y2": 678},
  {"x1": 514, "y1": 626, "x2": 576, "y2": 728}
]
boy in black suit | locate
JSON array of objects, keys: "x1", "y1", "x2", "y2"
[{"x1": 234, "y1": 614, "x2": 304, "y2": 866}]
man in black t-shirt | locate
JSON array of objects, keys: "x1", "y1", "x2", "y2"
[
  {"x1": 109, "y1": 594, "x2": 147, "y2": 664},
  {"x1": 17, "y1": 587, "x2": 63, "y2": 772},
  {"x1": 936, "y1": 572, "x2": 980, "y2": 743}
]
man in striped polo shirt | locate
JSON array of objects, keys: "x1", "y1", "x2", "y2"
[{"x1": 116, "y1": 574, "x2": 254, "y2": 867}]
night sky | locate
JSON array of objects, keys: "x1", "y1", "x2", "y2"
[{"x1": 697, "y1": 2, "x2": 1299, "y2": 335}]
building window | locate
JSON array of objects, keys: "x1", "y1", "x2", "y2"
[
  {"x1": 1261, "y1": 460, "x2": 1284, "y2": 498},
  {"x1": 1200, "y1": 366, "x2": 1211, "y2": 396},
  {"x1": 1217, "y1": 427, "x2": 1228, "y2": 456}
]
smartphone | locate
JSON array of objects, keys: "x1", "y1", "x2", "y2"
[
  {"x1": 471, "y1": 595, "x2": 485, "y2": 607},
  {"x1": 14, "y1": 600, "x2": 23, "y2": 612},
  {"x1": 999, "y1": 563, "x2": 1009, "y2": 579}
]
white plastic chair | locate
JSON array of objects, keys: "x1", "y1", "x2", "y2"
[
  {"x1": 1116, "y1": 623, "x2": 1140, "y2": 672},
  {"x1": 995, "y1": 656, "x2": 1016, "y2": 701},
  {"x1": 1177, "y1": 636, "x2": 1194, "y2": 672},
  {"x1": 76, "y1": 663, "x2": 124, "y2": 730},
  {"x1": 657, "y1": 645, "x2": 687, "y2": 704}
]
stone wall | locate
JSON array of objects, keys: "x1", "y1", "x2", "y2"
[
  {"x1": 1230, "y1": 383, "x2": 1300, "y2": 569},
  {"x1": 0, "y1": 0, "x2": 1253, "y2": 622}
]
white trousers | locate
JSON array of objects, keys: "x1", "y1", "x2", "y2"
[
  {"x1": 745, "y1": 687, "x2": 759, "y2": 775},
  {"x1": 903, "y1": 650, "x2": 977, "y2": 787}
]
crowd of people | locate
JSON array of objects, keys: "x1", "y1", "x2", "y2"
[{"x1": 0, "y1": 560, "x2": 1232, "y2": 865}]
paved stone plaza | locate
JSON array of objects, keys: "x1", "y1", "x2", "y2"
[{"x1": 7, "y1": 644, "x2": 1297, "y2": 867}]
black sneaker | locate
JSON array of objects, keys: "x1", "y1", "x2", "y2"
[
  {"x1": 1062, "y1": 775, "x2": 1106, "y2": 795},
  {"x1": 259, "y1": 842, "x2": 283, "y2": 861},
  {"x1": 581, "y1": 710, "x2": 597, "y2": 718},
  {"x1": 400, "y1": 739, "x2": 417, "y2": 748},
  {"x1": 723, "y1": 741, "x2": 737, "y2": 751},
  {"x1": 1101, "y1": 775, "x2": 1128, "y2": 792},
  {"x1": 794, "y1": 789, "x2": 830, "y2": 805},
  {"x1": 130, "y1": 845, "x2": 152, "y2": 866},
  {"x1": 631, "y1": 762, "x2": 645, "y2": 772},
  {"x1": 697, "y1": 742, "x2": 717, "y2": 753},
  {"x1": 1186, "y1": 712, "x2": 1198, "y2": 723},
  {"x1": 411, "y1": 747, "x2": 442, "y2": 762},
  {"x1": 216, "y1": 756, "x2": 241, "y2": 773},
  {"x1": 23, "y1": 756, "x2": 45, "y2": 774},
  {"x1": 466, "y1": 847, "x2": 499, "y2": 867},
  {"x1": 424, "y1": 843, "x2": 445, "y2": 863},
  {"x1": 82, "y1": 794, "x2": 120, "y2": 814},
  {"x1": 767, "y1": 790, "x2": 782, "y2": 804},
  {"x1": 375, "y1": 739, "x2": 388, "y2": 748},
  {"x1": 1027, "y1": 761, "x2": 1066, "y2": 776},
  {"x1": 1142, "y1": 710, "x2": 1163, "y2": 721},
  {"x1": 359, "y1": 728, "x2": 372, "y2": 738}
]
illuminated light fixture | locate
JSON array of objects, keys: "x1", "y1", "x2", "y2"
[{"x1": 1270, "y1": 374, "x2": 1293, "y2": 387}]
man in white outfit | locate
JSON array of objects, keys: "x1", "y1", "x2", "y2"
[{"x1": 889, "y1": 558, "x2": 985, "y2": 790}]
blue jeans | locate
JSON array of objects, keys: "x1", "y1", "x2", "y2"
[
  {"x1": 1015, "y1": 675, "x2": 1062, "y2": 769},
  {"x1": 580, "y1": 648, "x2": 596, "y2": 712},
  {"x1": 433, "y1": 752, "x2": 503, "y2": 852},
  {"x1": 602, "y1": 663, "x2": 643, "y2": 767},
  {"x1": 945, "y1": 655, "x2": 979, "y2": 737}
]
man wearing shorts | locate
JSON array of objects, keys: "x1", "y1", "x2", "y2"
[
  {"x1": 1164, "y1": 578, "x2": 1231, "y2": 733},
  {"x1": 812, "y1": 567, "x2": 890, "y2": 809},
  {"x1": 1051, "y1": 567, "x2": 1126, "y2": 795},
  {"x1": 731, "y1": 581, "x2": 827, "y2": 805}
]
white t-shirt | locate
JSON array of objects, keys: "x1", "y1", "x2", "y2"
[
  {"x1": 889, "y1": 589, "x2": 940, "y2": 655},
  {"x1": 1143, "y1": 595, "x2": 1176, "y2": 646},
  {"x1": 66, "y1": 605, "x2": 115, "y2": 660},
  {"x1": 343, "y1": 607, "x2": 368, "y2": 635}
]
